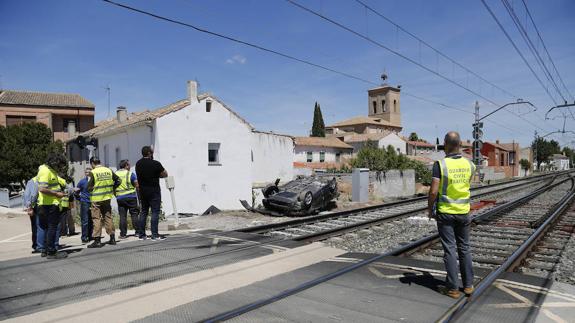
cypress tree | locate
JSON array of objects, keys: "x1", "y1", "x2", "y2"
[{"x1": 311, "y1": 102, "x2": 326, "y2": 137}]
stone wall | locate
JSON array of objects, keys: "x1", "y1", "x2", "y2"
[{"x1": 370, "y1": 170, "x2": 415, "y2": 198}]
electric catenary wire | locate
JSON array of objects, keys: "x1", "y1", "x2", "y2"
[
  {"x1": 286, "y1": 0, "x2": 551, "y2": 132},
  {"x1": 102, "y1": 0, "x2": 528, "y2": 136}
]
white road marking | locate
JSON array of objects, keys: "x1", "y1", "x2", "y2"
[{"x1": 0, "y1": 232, "x2": 30, "y2": 243}]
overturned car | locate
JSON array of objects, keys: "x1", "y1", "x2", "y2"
[{"x1": 241, "y1": 176, "x2": 339, "y2": 216}]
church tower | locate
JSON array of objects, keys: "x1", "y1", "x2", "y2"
[{"x1": 367, "y1": 84, "x2": 401, "y2": 128}]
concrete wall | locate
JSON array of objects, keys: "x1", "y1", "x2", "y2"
[
  {"x1": 251, "y1": 131, "x2": 294, "y2": 186},
  {"x1": 482, "y1": 167, "x2": 506, "y2": 181},
  {"x1": 155, "y1": 97, "x2": 252, "y2": 214},
  {"x1": 331, "y1": 169, "x2": 415, "y2": 199},
  {"x1": 371, "y1": 170, "x2": 415, "y2": 198}
]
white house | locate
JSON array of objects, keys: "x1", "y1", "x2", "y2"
[
  {"x1": 69, "y1": 81, "x2": 294, "y2": 214},
  {"x1": 293, "y1": 137, "x2": 353, "y2": 168},
  {"x1": 343, "y1": 131, "x2": 406, "y2": 155},
  {"x1": 551, "y1": 154, "x2": 570, "y2": 170}
]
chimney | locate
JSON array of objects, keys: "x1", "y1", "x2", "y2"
[
  {"x1": 68, "y1": 120, "x2": 76, "y2": 136},
  {"x1": 496, "y1": 139, "x2": 500, "y2": 144},
  {"x1": 187, "y1": 80, "x2": 199, "y2": 104},
  {"x1": 116, "y1": 106, "x2": 128, "y2": 123}
]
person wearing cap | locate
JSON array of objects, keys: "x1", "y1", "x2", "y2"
[{"x1": 115, "y1": 159, "x2": 140, "y2": 238}]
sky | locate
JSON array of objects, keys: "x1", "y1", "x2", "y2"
[{"x1": 1, "y1": 0, "x2": 574, "y2": 148}]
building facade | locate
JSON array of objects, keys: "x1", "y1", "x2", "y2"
[
  {"x1": 344, "y1": 131, "x2": 406, "y2": 155},
  {"x1": 69, "y1": 81, "x2": 294, "y2": 214},
  {"x1": 0, "y1": 90, "x2": 95, "y2": 141},
  {"x1": 293, "y1": 137, "x2": 353, "y2": 169},
  {"x1": 325, "y1": 84, "x2": 403, "y2": 136}
]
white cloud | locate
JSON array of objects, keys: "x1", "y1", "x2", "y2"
[{"x1": 225, "y1": 54, "x2": 247, "y2": 65}]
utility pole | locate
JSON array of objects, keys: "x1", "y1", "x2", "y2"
[
  {"x1": 533, "y1": 131, "x2": 538, "y2": 171},
  {"x1": 472, "y1": 101, "x2": 484, "y2": 181}
]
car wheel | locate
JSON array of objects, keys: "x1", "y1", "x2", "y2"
[
  {"x1": 262, "y1": 185, "x2": 279, "y2": 198},
  {"x1": 302, "y1": 191, "x2": 313, "y2": 208}
]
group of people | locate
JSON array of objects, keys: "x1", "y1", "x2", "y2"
[{"x1": 23, "y1": 145, "x2": 168, "y2": 260}]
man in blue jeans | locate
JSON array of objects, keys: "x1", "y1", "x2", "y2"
[
  {"x1": 135, "y1": 146, "x2": 168, "y2": 240},
  {"x1": 75, "y1": 168, "x2": 93, "y2": 243},
  {"x1": 428, "y1": 132, "x2": 475, "y2": 299}
]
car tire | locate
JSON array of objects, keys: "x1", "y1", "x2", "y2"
[
  {"x1": 302, "y1": 191, "x2": 313, "y2": 209},
  {"x1": 262, "y1": 185, "x2": 279, "y2": 198}
]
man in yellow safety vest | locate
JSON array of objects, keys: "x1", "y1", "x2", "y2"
[
  {"x1": 87, "y1": 157, "x2": 120, "y2": 248},
  {"x1": 428, "y1": 131, "x2": 476, "y2": 299},
  {"x1": 36, "y1": 153, "x2": 68, "y2": 260},
  {"x1": 115, "y1": 159, "x2": 140, "y2": 238}
]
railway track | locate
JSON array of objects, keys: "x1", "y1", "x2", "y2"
[
  {"x1": 239, "y1": 172, "x2": 567, "y2": 242},
  {"x1": 202, "y1": 174, "x2": 575, "y2": 322}
]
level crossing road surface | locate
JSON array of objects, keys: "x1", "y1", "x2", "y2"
[{"x1": 1, "y1": 213, "x2": 574, "y2": 322}]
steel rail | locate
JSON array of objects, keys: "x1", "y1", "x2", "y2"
[
  {"x1": 199, "y1": 176, "x2": 570, "y2": 323},
  {"x1": 436, "y1": 176, "x2": 575, "y2": 323},
  {"x1": 239, "y1": 171, "x2": 568, "y2": 235}
]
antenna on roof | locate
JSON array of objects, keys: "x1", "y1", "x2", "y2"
[{"x1": 103, "y1": 85, "x2": 111, "y2": 118}]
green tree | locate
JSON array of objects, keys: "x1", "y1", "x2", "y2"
[
  {"x1": 519, "y1": 159, "x2": 532, "y2": 176},
  {"x1": 408, "y1": 132, "x2": 419, "y2": 141},
  {"x1": 311, "y1": 102, "x2": 325, "y2": 137},
  {"x1": 532, "y1": 137, "x2": 561, "y2": 170},
  {"x1": 0, "y1": 123, "x2": 65, "y2": 189}
]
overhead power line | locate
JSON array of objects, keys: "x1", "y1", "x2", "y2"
[
  {"x1": 479, "y1": 0, "x2": 559, "y2": 108},
  {"x1": 521, "y1": 0, "x2": 574, "y2": 101},
  {"x1": 500, "y1": 0, "x2": 564, "y2": 103},
  {"x1": 285, "y1": 0, "x2": 551, "y2": 132},
  {"x1": 102, "y1": 0, "x2": 530, "y2": 136},
  {"x1": 354, "y1": 0, "x2": 518, "y2": 100}
]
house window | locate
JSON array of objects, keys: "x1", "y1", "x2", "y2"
[
  {"x1": 500, "y1": 153, "x2": 505, "y2": 166},
  {"x1": 394, "y1": 99, "x2": 397, "y2": 112},
  {"x1": 251, "y1": 150, "x2": 254, "y2": 162},
  {"x1": 115, "y1": 147, "x2": 121, "y2": 169},
  {"x1": 319, "y1": 151, "x2": 325, "y2": 163},
  {"x1": 208, "y1": 143, "x2": 221, "y2": 165},
  {"x1": 509, "y1": 152, "x2": 516, "y2": 165},
  {"x1": 306, "y1": 151, "x2": 313, "y2": 162},
  {"x1": 382, "y1": 100, "x2": 386, "y2": 112},
  {"x1": 6, "y1": 115, "x2": 36, "y2": 126},
  {"x1": 63, "y1": 118, "x2": 77, "y2": 133},
  {"x1": 372, "y1": 101, "x2": 377, "y2": 114},
  {"x1": 206, "y1": 101, "x2": 212, "y2": 112},
  {"x1": 335, "y1": 152, "x2": 341, "y2": 163}
]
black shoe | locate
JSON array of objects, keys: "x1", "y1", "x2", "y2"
[
  {"x1": 108, "y1": 235, "x2": 116, "y2": 245},
  {"x1": 139, "y1": 235, "x2": 147, "y2": 241},
  {"x1": 32, "y1": 249, "x2": 42, "y2": 254},
  {"x1": 151, "y1": 235, "x2": 166, "y2": 241},
  {"x1": 67, "y1": 232, "x2": 78, "y2": 236},
  {"x1": 81, "y1": 238, "x2": 90, "y2": 244},
  {"x1": 40, "y1": 250, "x2": 47, "y2": 257},
  {"x1": 47, "y1": 252, "x2": 68, "y2": 260},
  {"x1": 87, "y1": 238, "x2": 103, "y2": 248},
  {"x1": 119, "y1": 235, "x2": 128, "y2": 239}
]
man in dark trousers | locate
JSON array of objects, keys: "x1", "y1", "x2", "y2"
[
  {"x1": 87, "y1": 157, "x2": 121, "y2": 248},
  {"x1": 136, "y1": 146, "x2": 168, "y2": 241},
  {"x1": 115, "y1": 159, "x2": 140, "y2": 238},
  {"x1": 36, "y1": 153, "x2": 68, "y2": 259},
  {"x1": 76, "y1": 168, "x2": 93, "y2": 243},
  {"x1": 428, "y1": 131, "x2": 475, "y2": 299}
]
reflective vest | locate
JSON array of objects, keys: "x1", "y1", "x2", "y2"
[
  {"x1": 115, "y1": 169, "x2": 136, "y2": 197},
  {"x1": 437, "y1": 156, "x2": 475, "y2": 214},
  {"x1": 37, "y1": 165, "x2": 62, "y2": 206},
  {"x1": 58, "y1": 177, "x2": 69, "y2": 208},
  {"x1": 90, "y1": 166, "x2": 115, "y2": 202}
]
